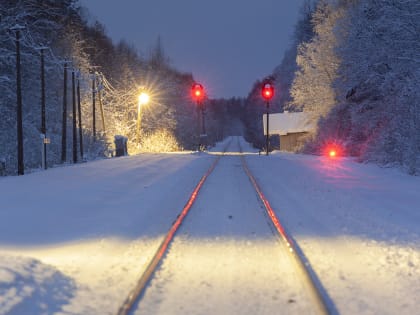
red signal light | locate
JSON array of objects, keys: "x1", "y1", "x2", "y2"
[
  {"x1": 192, "y1": 83, "x2": 204, "y2": 102},
  {"x1": 324, "y1": 143, "x2": 343, "y2": 158},
  {"x1": 262, "y1": 83, "x2": 274, "y2": 101}
]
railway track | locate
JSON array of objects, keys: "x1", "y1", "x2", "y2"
[{"x1": 117, "y1": 136, "x2": 334, "y2": 315}]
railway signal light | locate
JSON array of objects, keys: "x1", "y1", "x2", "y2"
[
  {"x1": 191, "y1": 83, "x2": 206, "y2": 151},
  {"x1": 262, "y1": 82, "x2": 274, "y2": 101},
  {"x1": 329, "y1": 150, "x2": 337, "y2": 158},
  {"x1": 261, "y1": 80, "x2": 275, "y2": 155},
  {"x1": 324, "y1": 143, "x2": 343, "y2": 158},
  {"x1": 192, "y1": 83, "x2": 204, "y2": 102}
]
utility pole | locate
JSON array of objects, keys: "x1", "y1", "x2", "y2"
[
  {"x1": 77, "y1": 73, "x2": 84, "y2": 160},
  {"x1": 72, "y1": 69, "x2": 77, "y2": 163},
  {"x1": 39, "y1": 47, "x2": 47, "y2": 169},
  {"x1": 11, "y1": 25, "x2": 25, "y2": 175},
  {"x1": 61, "y1": 62, "x2": 68, "y2": 163}
]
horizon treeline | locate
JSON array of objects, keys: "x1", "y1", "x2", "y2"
[{"x1": 1, "y1": 0, "x2": 418, "y2": 176}]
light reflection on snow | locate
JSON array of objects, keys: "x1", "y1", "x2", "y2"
[
  {"x1": 0, "y1": 236, "x2": 310, "y2": 314},
  {"x1": 134, "y1": 236, "x2": 312, "y2": 315},
  {"x1": 207, "y1": 151, "x2": 257, "y2": 156},
  {"x1": 299, "y1": 235, "x2": 420, "y2": 315},
  {"x1": 1, "y1": 233, "x2": 418, "y2": 315},
  {"x1": 0, "y1": 237, "x2": 162, "y2": 314},
  {"x1": 300, "y1": 155, "x2": 381, "y2": 190}
]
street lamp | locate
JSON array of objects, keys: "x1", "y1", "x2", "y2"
[{"x1": 137, "y1": 91, "x2": 150, "y2": 145}]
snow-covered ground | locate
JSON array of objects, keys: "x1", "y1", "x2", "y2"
[
  {"x1": 0, "y1": 137, "x2": 419, "y2": 315},
  {"x1": 135, "y1": 139, "x2": 314, "y2": 315},
  {"x1": 246, "y1": 148, "x2": 420, "y2": 315}
]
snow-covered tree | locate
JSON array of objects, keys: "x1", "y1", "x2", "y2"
[
  {"x1": 333, "y1": 0, "x2": 420, "y2": 173},
  {"x1": 276, "y1": 0, "x2": 316, "y2": 111},
  {"x1": 0, "y1": 0, "x2": 82, "y2": 173},
  {"x1": 242, "y1": 0, "x2": 317, "y2": 149},
  {"x1": 290, "y1": 0, "x2": 349, "y2": 124},
  {"x1": 0, "y1": 0, "x2": 217, "y2": 175}
]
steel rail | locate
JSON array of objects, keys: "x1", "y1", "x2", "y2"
[
  {"x1": 238, "y1": 138, "x2": 334, "y2": 315},
  {"x1": 116, "y1": 141, "x2": 231, "y2": 315},
  {"x1": 117, "y1": 137, "x2": 335, "y2": 315}
]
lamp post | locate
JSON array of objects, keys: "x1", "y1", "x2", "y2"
[
  {"x1": 91, "y1": 71, "x2": 96, "y2": 141},
  {"x1": 137, "y1": 91, "x2": 150, "y2": 145},
  {"x1": 76, "y1": 72, "x2": 84, "y2": 160}
]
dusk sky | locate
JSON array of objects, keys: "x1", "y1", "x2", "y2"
[{"x1": 80, "y1": 1, "x2": 305, "y2": 99}]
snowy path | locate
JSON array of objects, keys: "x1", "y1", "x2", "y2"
[{"x1": 134, "y1": 138, "x2": 313, "y2": 315}]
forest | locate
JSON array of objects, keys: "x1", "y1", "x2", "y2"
[
  {"x1": 0, "y1": 0, "x2": 239, "y2": 175},
  {"x1": 243, "y1": 0, "x2": 419, "y2": 175},
  {"x1": 1, "y1": 0, "x2": 419, "y2": 175}
]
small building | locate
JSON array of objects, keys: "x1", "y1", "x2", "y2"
[{"x1": 263, "y1": 111, "x2": 314, "y2": 152}]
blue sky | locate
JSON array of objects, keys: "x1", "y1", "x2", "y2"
[{"x1": 80, "y1": 0, "x2": 304, "y2": 98}]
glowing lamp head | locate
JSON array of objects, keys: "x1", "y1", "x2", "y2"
[
  {"x1": 192, "y1": 83, "x2": 204, "y2": 102},
  {"x1": 138, "y1": 92, "x2": 150, "y2": 106},
  {"x1": 262, "y1": 83, "x2": 274, "y2": 101}
]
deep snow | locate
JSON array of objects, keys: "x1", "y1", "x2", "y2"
[{"x1": 0, "y1": 137, "x2": 419, "y2": 315}]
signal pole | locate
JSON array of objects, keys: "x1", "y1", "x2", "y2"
[
  {"x1": 261, "y1": 80, "x2": 274, "y2": 156},
  {"x1": 192, "y1": 83, "x2": 206, "y2": 151},
  {"x1": 265, "y1": 101, "x2": 269, "y2": 156}
]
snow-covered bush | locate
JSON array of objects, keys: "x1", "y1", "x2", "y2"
[{"x1": 140, "y1": 129, "x2": 180, "y2": 153}]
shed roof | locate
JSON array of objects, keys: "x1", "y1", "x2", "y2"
[{"x1": 263, "y1": 111, "x2": 314, "y2": 136}]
